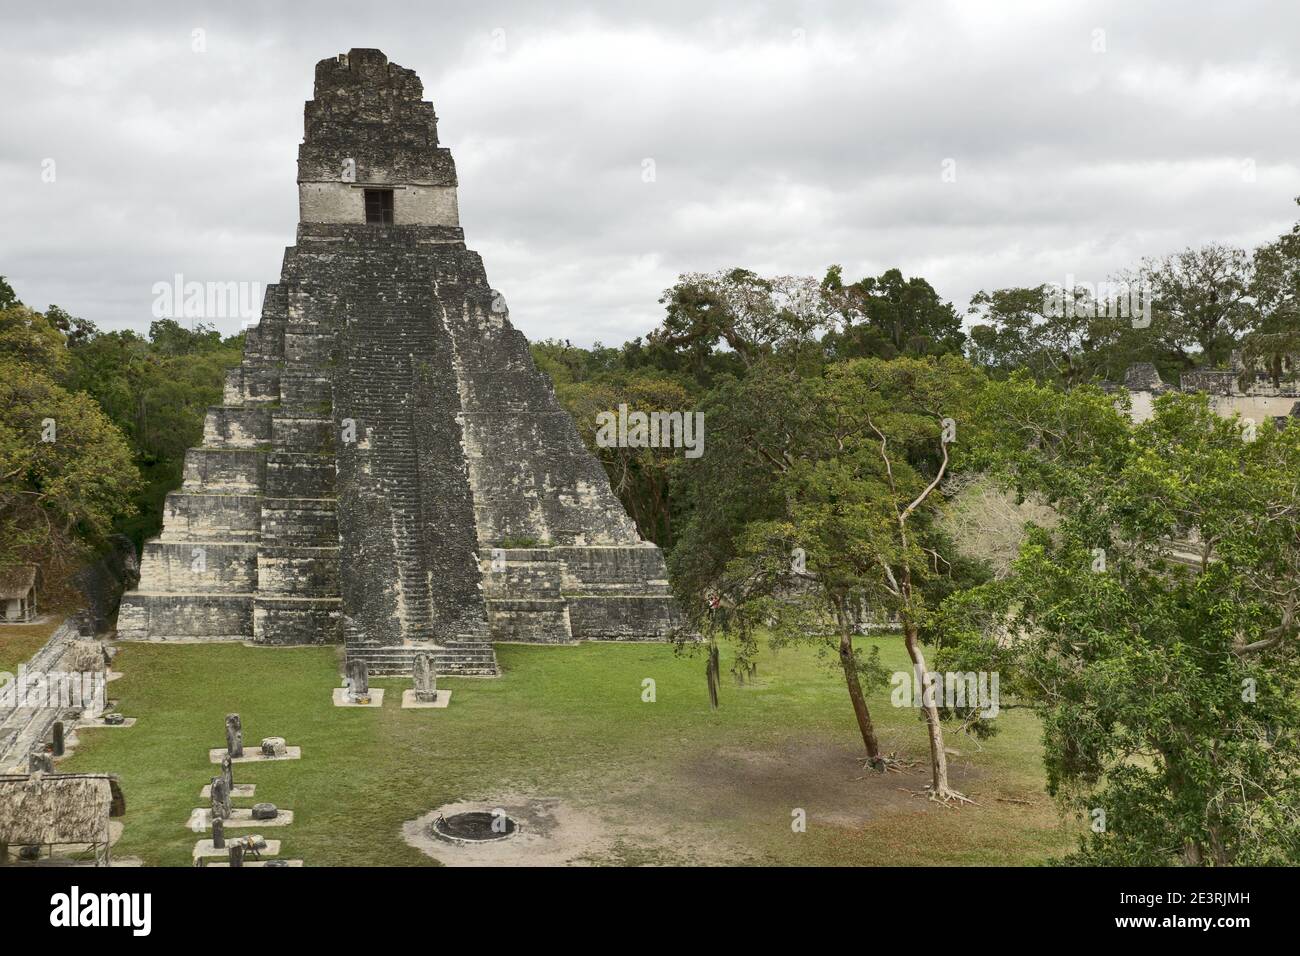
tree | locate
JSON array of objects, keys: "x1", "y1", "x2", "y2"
[
  {"x1": 965, "y1": 284, "x2": 1147, "y2": 385},
  {"x1": 1137, "y1": 244, "x2": 1255, "y2": 369},
  {"x1": 822, "y1": 266, "x2": 966, "y2": 360},
  {"x1": 1244, "y1": 197, "x2": 1300, "y2": 388},
  {"x1": 652, "y1": 269, "x2": 833, "y2": 373},
  {"x1": 557, "y1": 373, "x2": 695, "y2": 547},
  {"x1": 670, "y1": 359, "x2": 888, "y2": 765},
  {"x1": 0, "y1": 275, "x2": 18, "y2": 310},
  {"x1": 940, "y1": 379, "x2": 1300, "y2": 863},
  {"x1": 671, "y1": 354, "x2": 984, "y2": 798},
  {"x1": 0, "y1": 303, "x2": 140, "y2": 568},
  {"x1": 63, "y1": 318, "x2": 244, "y2": 545},
  {"x1": 0, "y1": 304, "x2": 69, "y2": 378}
]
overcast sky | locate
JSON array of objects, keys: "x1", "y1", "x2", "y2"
[{"x1": 2, "y1": 0, "x2": 1298, "y2": 346}]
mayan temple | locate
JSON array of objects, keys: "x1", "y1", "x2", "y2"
[{"x1": 117, "y1": 49, "x2": 681, "y2": 674}]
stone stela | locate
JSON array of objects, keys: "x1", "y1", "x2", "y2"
[{"x1": 116, "y1": 48, "x2": 682, "y2": 677}]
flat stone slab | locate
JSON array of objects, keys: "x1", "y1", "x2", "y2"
[
  {"x1": 187, "y1": 808, "x2": 295, "y2": 830},
  {"x1": 205, "y1": 859, "x2": 303, "y2": 868},
  {"x1": 76, "y1": 717, "x2": 137, "y2": 729},
  {"x1": 200, "y1": 783, "x2": 256, "y2": 799},
  {"x1": 106, "y1": 671, "x2": 125, "y2": 682},
  {"x1": 333, "y1": 687, "x2": 385, "y2": 707},
  {"x1": 209, "y1": 746, "x2": 301, "y2": 764},
  {"x1": 401, "y1": 689, "x2": 451, "y2": 709},
  {"x1": 192, "y1": 839, "x2": 280, "y2": 860}
]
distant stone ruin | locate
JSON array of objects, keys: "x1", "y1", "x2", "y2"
[
  {"x1": 1113, "y1": 351, "x2": 1300, "y2": 426},
  {"x1": 117, "y1": 49, "x2": 681, "y2": 673}
]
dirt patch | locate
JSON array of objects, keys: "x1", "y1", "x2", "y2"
[
  {"x1": 402, "y1": 795, "x2": 615, "y2": 866},
  {"x1": 666, "y1": 736, "x2": 980, "y2": 827},
  {"x1": 400, "y1": 738, "x2": 988, "y2": 865},
  {"x1": 401, "y1": 791, "x2": 756, "y2": 866}
]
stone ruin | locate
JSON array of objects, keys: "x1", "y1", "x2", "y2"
[
  {"x1": 117, "y1": 48, "x2": 681, "y2": 675},
  {"x1": 1113, "y1": 351, "x2": 1300, "y2": 426},
  {"x1": 210, "y1": 775, "x2": 232, "y2": 821},
  {"x1": 344, "y1": 659, "x2": 369, "y2": 703},
  {"x1": 225, "y1": 714, "x2": 243, "y2": 758},
  {"x1": 412, "y1": 652, "x2": 437, "y2": 703}
]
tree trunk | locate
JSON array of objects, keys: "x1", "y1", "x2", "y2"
[
  {"x1": 902, "y1": 612, "x2": 954, "y2": 797},
  {"x1": 839, "y1": 629, "x2": 884, "y2": 769}
]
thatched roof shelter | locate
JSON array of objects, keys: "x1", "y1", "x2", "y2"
[
  {"x1": 0, "y1": 773, "x2": 125, "y2": 859},
  {"x1": 0, "y1": 566, "x2": 38, "y2": 624},
  {"x1": 0, "y1": 566, "x2": 36, "y2": 601}
]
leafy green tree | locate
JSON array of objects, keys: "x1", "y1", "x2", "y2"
[
  {"x1": 822, "y1": 266, "x2": 966, "y2": 360},
  {"x1": 557, "y1": 373, "x2": 695, "y2": 547},
  {"x1": 0, "y1": 304, "x2": 69, "y2": 377},
  {"x1": 1244, "y1": 198, "x2": 1300, "y2": 387},
  {"x1": 652, "y1": 269, "x2": 832, "y2": 374},
  {"x1": 0, "y1": 302, "x2": 140, "y2": 568},
  {"x1": 940, "y1": 379, "x2": 1300, "y2": 863},
  {"x1": 672, "y1": 354, "x2": 984, "y2": 795},
  {"x1": 64, "y1": 318, "x2": 244, "y2": 545},
  {"x1": 966, "y1": 284, "x2": 1151, "y2": 385},
  {"x1": 1135, "y1": 243, "x2": 1255, "y2": 370}
]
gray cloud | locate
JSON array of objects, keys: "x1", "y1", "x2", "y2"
[{"x1": 2, "y1": 0, "x2": 1298, "y2": 344}]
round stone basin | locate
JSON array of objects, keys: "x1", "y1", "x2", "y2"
[{"x1": 430, "y1": 810, "x2": 519, "y2": 844}]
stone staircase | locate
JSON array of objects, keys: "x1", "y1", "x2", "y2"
[{"x1": 345, "y1": 641, "x2": 499, "y2": 677}]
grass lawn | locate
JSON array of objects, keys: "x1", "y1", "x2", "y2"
[
  {"x1": 0, "y1": 616, "x2": 63, "y2": 674},
  {"x1": 59, "y1": 636, "x2": 1077, "y2": 866}
]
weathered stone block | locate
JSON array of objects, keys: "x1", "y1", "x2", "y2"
[
  {"x1": 158, "y1": 493, "x2": 262, "y2": 543},
  {"x1": 182, "y1": 448, "x2": 266, "y2": 494},
  {"x1": 139, "y1": 542, "x2": 258, "y2": 593}
]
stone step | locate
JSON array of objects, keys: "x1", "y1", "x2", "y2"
[{"x1": 344, "y1": 642, "x2": 500, "y2": 677}]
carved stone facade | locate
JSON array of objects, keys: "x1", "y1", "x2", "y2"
[{"x1": 117, "y1": 49, "x2": 681, "y2": 672}]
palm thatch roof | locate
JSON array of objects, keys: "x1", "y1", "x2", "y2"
[
  {"x1": 0, "y1": 773, "x2": 124, "y2": 846},
  {"x1": 0, "y1": 566, "x2": 36, "y2": 601}
]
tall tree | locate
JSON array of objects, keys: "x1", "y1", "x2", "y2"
[
  {"x1": 671, "y1": 354, "x2": 984, "y2": 797},
  {"x1": 652, "y1": 269, "x2": 833, "y2": 374},
  {"x1": 1137, "y1": 243, "x2": 1255, "y2": 369},
  {"x1": 1244, "y1": 198, "x2": 1300, "y2": 387},
  {"x1": 939, "y1": 379, "x2": 1300, "y2": 863},
  {"x1": 965, "y1": 284, "x2": 1147, "y2": 385},
  {"x1": 822, "y1": 266, "x2": 966, "y2": 360},
  {"x1": 0, "y1": 303, "x2": 140, "y2": 567}
]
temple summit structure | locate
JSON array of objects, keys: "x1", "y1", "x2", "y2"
[{"x1": 117, "y1": 49, "x2": 682, "y2": 674}]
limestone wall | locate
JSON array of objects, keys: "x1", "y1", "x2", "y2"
[{"x1": 298, "y1": 182, "x2": 459, "y2": 226}]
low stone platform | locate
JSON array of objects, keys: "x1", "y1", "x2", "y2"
[
  {"x1": 205, "y1": 859, "x2": 303, "y2": 868},
  {"x1": 332, "y1": 687, "x2": 385, "y2": 708},
  {"x1": 200, "y1": 783, "x2": 256, "y2": 799},
  {"x1": 76, "y1": 717, "x2": 137, "y2": 729},
  {"x1": 192, "y1": 839, "x2": 280, "y2": 860},
  {"x1": 402, "y1": 689, "x2": 451, "y2": 709},
  {"x1": 209, "y1": 746, "x2": 301, "y2": 764},
  {"x1": 187, "y1": 808, "x2": 295, "y2": 830}
]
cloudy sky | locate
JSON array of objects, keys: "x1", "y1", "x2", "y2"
[{"x1": 2, "y1": 0, "x2": 1298, "y2": 345}]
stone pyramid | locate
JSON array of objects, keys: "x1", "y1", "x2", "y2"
[{"x1": 117, "y1": 49, "x2": 681, "y2": 673}]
